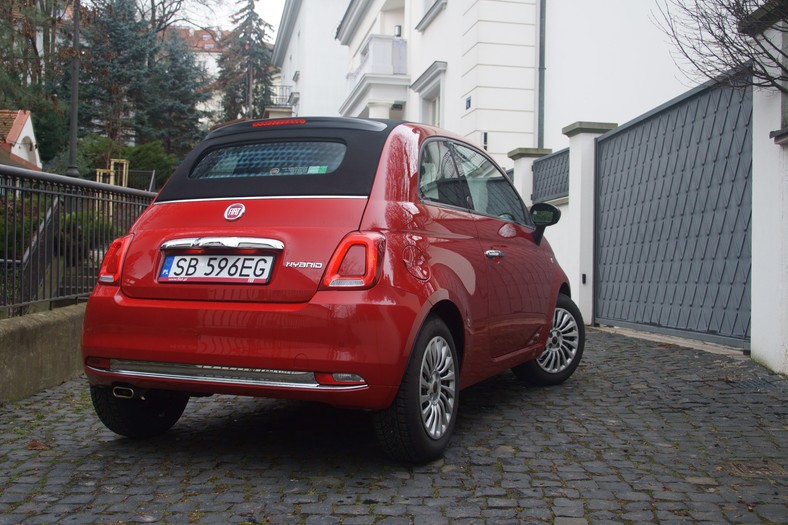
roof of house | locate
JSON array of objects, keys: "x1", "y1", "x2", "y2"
[
  {"x1": 0, "y1": 109, "x2": 41, "y2": 171},
  {"x1": 0, "y1": 109, "x2": 24, "y2": 144},
  {"x1": 168, "y1": 27, "x2": 229, "y2": 53}
]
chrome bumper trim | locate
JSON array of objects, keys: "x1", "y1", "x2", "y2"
[{"x1": 90, "y1": 360, "x2": 366, "y2": 391}]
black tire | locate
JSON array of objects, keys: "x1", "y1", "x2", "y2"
[
  {"x1": 373, "y1": 316, "x2": 459, "y2": 463},
  {"x1": 90, "y1": 386, "x2": 189, "y2": 439},
  {"x1": 513, "y1": 293, "x2": 584, "y2": 386}
]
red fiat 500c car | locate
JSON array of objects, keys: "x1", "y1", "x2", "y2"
[{"x1": 82, "y1": 117, "x2": 584, "y2": 463}]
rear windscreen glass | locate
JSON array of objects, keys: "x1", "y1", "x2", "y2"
[
  {"x1": 190, "y1": 142, "x2": 346, "y2": 179},
  {"x1": 156, "y1": 122, "x2": 396, "y2": 201}
]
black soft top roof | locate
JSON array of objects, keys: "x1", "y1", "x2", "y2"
[{"x1": 156, "y1": 117, "x2": 403, "y2": 202}]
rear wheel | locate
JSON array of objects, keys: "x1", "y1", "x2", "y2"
[
  {"x1": 90, "y1": 386, "x2": 189, "y2": 439},
  {"x1": 513, "y1": 293, "x2": 584, "y2": 386},
  {"x1": 374, "y1": 316, "x2": 459, "y2": 463}
]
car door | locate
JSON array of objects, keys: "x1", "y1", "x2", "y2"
[
  {"x1": 450, "y1": 142, "x2": 555, "y2": 359},
  {"x1": 417, "y1": 139, "x2": 491, "y2": 361}
]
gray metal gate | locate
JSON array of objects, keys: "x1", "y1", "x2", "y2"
[{"x1": 594, "y1": 80, "x2": 752, "y2": 348}]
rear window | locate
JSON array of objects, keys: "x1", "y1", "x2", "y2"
[
  {"x1": 189, "y1": 142, "x2": 347, "y2": 179},
  {"x1": 156, "y1": 120, "x2": 397, "y2": 202}
]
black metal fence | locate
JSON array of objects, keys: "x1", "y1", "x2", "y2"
[
  {"x1": 1, "y1": 165, "x2": 156, "y2": 318},
  {"x1": 269, "y1": 85, "x2": 293, "y2": 107}
]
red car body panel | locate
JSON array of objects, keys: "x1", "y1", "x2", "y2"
[
  {"x1": 120, "y1": 198, "x2": 368, "y2": 303},
  {"x1": 82, "y1": 119, "x2": 569, "y2": 411}
]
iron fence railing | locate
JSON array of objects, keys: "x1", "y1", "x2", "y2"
[
  {"x1": 269, "y1": 85, "x2": 292, "y2": 107},
  {"x1": 1, "y1": 165, "x2": 156, "y2": 318}
]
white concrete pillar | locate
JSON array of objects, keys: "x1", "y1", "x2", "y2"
[
  {"x1": 751, "y1": 86, "x2": 788, "y2": 375},
  {"x1": 562, "y1": 121, "x2": 616, "y2": 324},
  {"x1": 507, "y1": 147, "x2": 552, "y2": 207}
]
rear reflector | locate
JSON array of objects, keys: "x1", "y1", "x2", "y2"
[
  {"x1": 85, "y1": 356, "x2": 111, "y2": 369},
  {"x1": 315, "y1": 372, "x2": 366, "y2": 386}
]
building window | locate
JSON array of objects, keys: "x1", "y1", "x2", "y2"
[
  {"x1": 411, "y1": 61, "x2": 447, "y2": 127},
  {"x1": 428, "y1": 95, "x2": 441, "y2": 127}
]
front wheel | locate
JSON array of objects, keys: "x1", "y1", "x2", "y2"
[
  {"x1": 90, "y1": 386, "x2": 189, "y2": 439},
  {"x1": 512, "y1": 293, "x2": 584, "y2": 386},
  {"x1": 373, "y1": 316, "x2": 459, "y2": 463}
]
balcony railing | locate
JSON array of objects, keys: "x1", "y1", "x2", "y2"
[
  {"x1": 1, "y1": 165, "x2": 156, "y2": 318},
  {"x1": 269, "y1": 85, "x2": 293, "y2": 107},
  {"x1": 347, "y1": 35, "x2": 408, "y2": 89}
]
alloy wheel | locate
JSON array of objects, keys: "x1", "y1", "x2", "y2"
[
  {"x1": 537, "y1": 307, "x2": 580, "y2": 374},
  {"x1": 419, "y1": 335, "x2": 456, "y2": 440}
]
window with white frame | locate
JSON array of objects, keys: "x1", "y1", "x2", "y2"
[
  {"x1": 411, "y1": 61, "x2": 447, "y2": 127},
  {"x1": 427, "y1": 95, "x2": 441, "y2": 127}
]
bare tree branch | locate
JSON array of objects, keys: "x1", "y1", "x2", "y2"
[{"x1": 656, "y1": 0, "x2": 788, "y2": 94}]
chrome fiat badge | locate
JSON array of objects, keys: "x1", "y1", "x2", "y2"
[{"x1": 224, "y1": 203, "x2": 245, "y2": 221}]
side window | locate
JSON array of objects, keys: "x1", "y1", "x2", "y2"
[
  {"x1": 418, "y1": 140, "x2": 472, "y2": 209},
  {"x1": 451, "y1": 143, "x2": 530, "y2": 225}
]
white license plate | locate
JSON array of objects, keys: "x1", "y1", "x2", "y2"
[{"x1": 159, "y1": 255, "x2": 274, "y2": 284}]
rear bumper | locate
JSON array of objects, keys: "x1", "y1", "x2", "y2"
[{"x1": 81, "y1": 284, "x2": 424, "y2": 410}]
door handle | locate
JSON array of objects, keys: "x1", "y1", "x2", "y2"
[{"x1": 485, "y1": 249, "x2": 505, "y2": 259}]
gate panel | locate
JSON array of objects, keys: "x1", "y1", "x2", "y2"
[
  {"x1": 532, "y1": 148, "x2": 569, "y2": 203},
  {"x1": 595, "y1": 82, "x2": 752, "y2": 347}
]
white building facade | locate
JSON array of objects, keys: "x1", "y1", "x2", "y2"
[
  {"x1": 334, "y1": 0, "x2": 541, "y2": 168},
  {"x1": 272, "y1": 0, "x2": 543, "y2": 168},
  {"x1": 271, "y1": 0, "x2": 350, "y2": 117}
]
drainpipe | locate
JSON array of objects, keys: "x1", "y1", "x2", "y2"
[{"x1": 537, "y1": 0, "x2": 546, "y2": 149}]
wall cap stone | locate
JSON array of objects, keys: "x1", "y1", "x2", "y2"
[
  {"x1": 508, "y1": 147, "x2": 552, "y2": 160},
  {"x1": 562, "y1": 121, "x2": 618, "y2": 138}
]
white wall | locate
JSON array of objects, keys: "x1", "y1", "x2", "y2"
[
  {"x1": 299, "y1": 4, "x2": 348, "y2": 116},
  {"x1": 276, "y1": 1, "x2": 348, "y2": 116},
  {"x1": 403, "y1": 0, "x2": 538, "y2": 169},
  {"x1": 405, "y1": 1, "x2": 461, "y2": 125},
  {"x1": 543, "y1": 0, "x2": 688, "y2": 150},
  {"x1": 750, "y1": 26, "x2": 788, "y2": 375}
]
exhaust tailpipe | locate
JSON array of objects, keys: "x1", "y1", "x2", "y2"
[{"x1": 112, "y1": 386, "x2": 135, "y2": 399}]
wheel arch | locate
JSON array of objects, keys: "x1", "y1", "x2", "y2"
[{"x1": 428, "y1": 299, "x2": 465, "y2": 370}]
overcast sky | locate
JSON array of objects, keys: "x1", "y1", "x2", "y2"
[{"x1": 190, "y1": 0, "x2": 286, "y2": 39}]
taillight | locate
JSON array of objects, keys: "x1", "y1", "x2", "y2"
[
  {"x1": 251, "y1": 118, "x2": 307, "y2": 128},
  {"x1": 97, "y1": 235, "x2": 132, "y2": 285},
  {"x1": 321, "y1": 232, "x2": 385, "y2": 290}
]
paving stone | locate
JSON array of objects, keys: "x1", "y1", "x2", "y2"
[
  {"x1": 304, "y1": 516, "x2": 341, "y2": 525},
  {"x1": 553, "y1": 519, "x2": 588, "y2": 525},
  {"x1": 0, "y1": 331, "x2": 784, "y2": 524},
  {"x1": 375, "y1": 518, "x2": 411, "y2": 525},
  {"x1": 342, "y1": 516, "x2": 376, "y2": 525},
  {"x1": 587, "y1": 498, "x2": 621, "y2": 511}
]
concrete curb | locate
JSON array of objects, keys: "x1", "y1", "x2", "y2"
[{"x1": 0, "y1": 304, "x2": 85, "y2": 402}]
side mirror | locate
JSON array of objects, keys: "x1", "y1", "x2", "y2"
[{"x1": 530, "y1": 202, "x2": 561, "y2": 245}]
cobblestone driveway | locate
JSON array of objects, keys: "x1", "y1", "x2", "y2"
[{"x1": 1, "y1": 330, "x2": 786, "y2": 524}]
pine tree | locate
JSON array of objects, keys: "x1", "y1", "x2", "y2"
[
  {"x1": 216, "y1": 0, "x2": 273, "y2": 121},
  {"x1": 0, "y1": 0, "x2": 68, "y2": 162},
  {"x1": 136, "y1": 31, "x2": 209, "y2": 158},
  {"x1": 77, "y1": 0, "x2": 156, "y2": 144}
]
